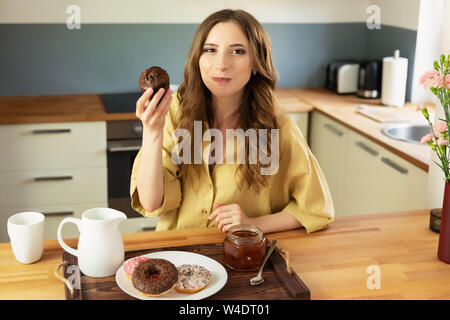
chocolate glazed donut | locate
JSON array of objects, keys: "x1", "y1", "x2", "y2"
[{"x1": 132, "y1": 258, "x2": 178, "y2": 296}]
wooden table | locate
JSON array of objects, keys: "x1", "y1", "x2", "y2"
[{"x1": 1, "y1": 209, "x2": 449, "y2": 300}]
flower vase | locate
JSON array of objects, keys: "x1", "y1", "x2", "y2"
[{"x1": 438, "y1": 182, "x2": 450, "y2": 263}]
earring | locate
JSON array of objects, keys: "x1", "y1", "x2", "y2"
[{"x1": 253, "y1": 69, "x2": 257, "y2": 76}]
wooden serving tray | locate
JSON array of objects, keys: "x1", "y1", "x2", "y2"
[{"x1": 60, "y1": 242, "x2": 310, "y2": 300}]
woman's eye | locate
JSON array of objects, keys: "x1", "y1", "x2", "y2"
[
  {"x1": 202, "y1": 48, "x2": 246, "y2": 54},
  {"x1": 232, "y1": 49, "x2": 246, "y2": 54}
]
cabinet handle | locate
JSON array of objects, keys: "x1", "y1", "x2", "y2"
[
  {"x1": 142, "y1": 226, "x2": 156, "y2": 232},
  {"x1": 42, "y1": 211, "x2": 74, "y2": 217},
  {"x1": 355, "y1": 141, "x2": 379, "y2": 156},
  {"x1": 323, "y1": 123, "x2": 343, "y2": 137},
  {"x1": 381, "y1": 157, "x2": 408, "y2": 175},
  {"x1": 34, "y1": 176, "x2": 73, "y2": 182},
  {"x1": 107, "y1": 145, "x2": 141, "y2": 152},
  {"x1": 32, "y1": 129, "x2": 71, "y2": 134}
]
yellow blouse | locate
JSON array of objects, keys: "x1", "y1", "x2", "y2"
[{"x1": 130, "y1": 93, "x2": 334, "y2": 233}]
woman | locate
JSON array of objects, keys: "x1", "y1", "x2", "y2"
[{"x1": 130, "y1": 9, "x2": 334, "y2": 233}]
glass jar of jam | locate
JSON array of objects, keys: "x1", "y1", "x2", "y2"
[{"x1": 223, "y1": 224, "x2": 266, "y2": 271}]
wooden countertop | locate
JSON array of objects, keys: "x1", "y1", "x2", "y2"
[
  {"x1": 0, "y1": 88, "x2": 432, "y2": 170},
  {"x1": 0, "y1": 90, "x2": 312, "y2": 125},
  {"x1": 0, "y1": 94, "x2": 137, "y2": 124},
  {"x1": 1, "y1": 209, "x2": 449, "y2": 300}
]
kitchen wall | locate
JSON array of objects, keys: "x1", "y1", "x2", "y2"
[
  {"x1": 367, "y1": 0, "x2": 420, "y2": 102},
  {"x1": 0, "y1": 0, "x2": 419, "y2": 99}
]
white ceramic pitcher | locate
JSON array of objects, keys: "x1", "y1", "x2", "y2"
[{"x1": 57, "y1": 207, "x2": 127, "y2": 277}]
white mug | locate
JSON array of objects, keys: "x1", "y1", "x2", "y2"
[{"x1": 7, "y1": 212, "x2": 45, "y2": 264}]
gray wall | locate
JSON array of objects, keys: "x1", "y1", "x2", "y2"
[{"x1": 0, "y1": 23, "x2": 416, "y2": 100}]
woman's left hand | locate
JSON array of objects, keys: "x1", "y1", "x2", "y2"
[{"x1": 208, "y1": 203, "x2": 253, "y2": 233}]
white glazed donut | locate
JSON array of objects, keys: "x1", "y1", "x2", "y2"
[{"x1": 175, "y1": 264, "x2": 211, "y2": 294}]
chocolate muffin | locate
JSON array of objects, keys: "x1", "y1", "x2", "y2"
[{"x1": 138, "y1": 66, "x2": 170, "y2": 100}]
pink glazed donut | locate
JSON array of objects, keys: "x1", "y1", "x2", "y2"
[{"x1": 124, "y1": 256, "x2": 149, "y2": 280}]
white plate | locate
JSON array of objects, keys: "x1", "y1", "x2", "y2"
[{"x1": 115, "y1": 251, "x2": 228, "y2": 300}]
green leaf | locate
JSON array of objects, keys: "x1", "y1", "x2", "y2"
[
  {"x1": 433, "y1": 159, "x2": 444, "y2": 170},
  {"x1": 430, "y1": 87, "x2": 438, "y2": 95},
  {"x1": 441, "y1": 54, "x2": 445, "y2": 65},
  {"x1": 428, "y1": 140, "x2": 437, "y2": 151},
  {"x1": 434, "y1": 60, "x2": 440, "y2": 71},
  {"x1": 422, "y1": 108, "x2": 430, "y2": 120}
]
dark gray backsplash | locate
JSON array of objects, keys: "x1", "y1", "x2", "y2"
[{"x1": 0, "y1": 23, "x2": 416, "y2": 100}]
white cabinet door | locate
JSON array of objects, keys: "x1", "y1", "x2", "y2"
[
  {"x1": 0, "y1": 168, "x2": 107, "y2": 207},
  {"x1": 119, "y1": 217, "x2": 159, "y2": 235},
  {"x1": 287, "y1": 113, "x2": 309, "y2": 141},
  {"x1": 344, "y1": 131, "x2": 385, "y2": 215},
  {"x1": 377, "y1": 147, "x2": 428, "y2": 213},
  {"x1": 344, "y1": 128, "x2": 427, "y2": 216},
  {"x1": 309, "y1": 112, "x2": 348, "y2": 216},
  {"x1": 0, "y1": 122, "x2": 106, "y2": 171}
]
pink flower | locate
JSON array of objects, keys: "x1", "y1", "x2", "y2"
[
  {"x1": 419, "y1": 70, "x2": 437, "y2": 83},
  {"x1": 446, "y1": 74, "x2": 450, "y2": 89},
  {"x1": 420, "y1": 70, "x2": 439, "y2": 89},
  {"x1": 433, "y1": 121, "x2": 448, "y2": 135},
  {"x1": 420, "y1": 133, "x2": 435, "y2": 145},
  {"x1": 438, "y1": 137, "x2": 449, "y2": 146}
]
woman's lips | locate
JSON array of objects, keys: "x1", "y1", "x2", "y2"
[{"x1": 212, "y1": 77, "x2": 231, "y2": 83}]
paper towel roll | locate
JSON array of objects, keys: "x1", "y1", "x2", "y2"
[{"x1": 381, "y1": 50, "x2": 408, "y2": 108}]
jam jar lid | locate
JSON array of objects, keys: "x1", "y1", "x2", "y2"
[{"x1": 226, "y1": 224, "x2": 263, "y2": 244}]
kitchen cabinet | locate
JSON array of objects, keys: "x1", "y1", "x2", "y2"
[
  {"x1": 309, "y1": 112, "x2": 348, "y2": 216},
  {"x1": 119, "y1": 216, "x2": 158, "y2": 234},
  {"x1": 310, "y1": 112, "x2": 427, "y2": 217},
  {"x1": 287, "y1": 112, "x2": 309, "y2": 140},
  {"x1": 0, "y1": 168, "x2": 107, "y2": 208},
  {"x1": 0, "y1": 122, "x2": 106, "y2": 170},
  {"x1": 375, "y1": 142, "x2": 427, "y2": 213},
  {"x1": 0, "y1": 121, "x2": 108, "y2": 242}
]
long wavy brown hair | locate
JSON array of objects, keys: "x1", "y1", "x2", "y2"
[{"x1": 176, "y1": 9, "x2": 281, "y2": 193}]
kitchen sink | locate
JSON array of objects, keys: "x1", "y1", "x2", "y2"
[{"x1": 381, "y1": 124, "x2": 432, "y2": 144}]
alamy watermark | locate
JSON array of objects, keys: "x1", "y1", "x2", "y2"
[
  {"x1": 67, "y1": 264, "x2": 81, "y2": 289},
  {"x1": 366, "y1": 265, "x2": 381, "y2": 290},
  {"x1": 66, "y1": 5, "x2": 81, "y2": 30},
  {"x1": 366, "y1": 5, "x2": 381, "y2": 30},
  {"x1": 171, "y1": 120, "x2": 280, "y2": 175}
]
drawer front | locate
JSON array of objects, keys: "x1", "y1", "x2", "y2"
[
  {"x1": 0, "y1": 203, "x2": 107, "y2": 242},
  {"x1": 0, "y1": 121, "x2": 106, "y2": 171},
  {"x1": 0, "y1": 168, "x2": 107, "y2": 208},
  {"x1": 377, "y1": 147, "x2": 428, "y2": 211},
  {"x1": 345, "y1": 130, "x2": 383, "y2": 196},
  {"x1": 119, "y1": 217, "x2": 159, "y2": 235}
]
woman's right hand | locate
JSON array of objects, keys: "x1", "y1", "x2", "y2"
[{"x1": 136, "y1": 87, "x2": 173, "y2": 133}]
